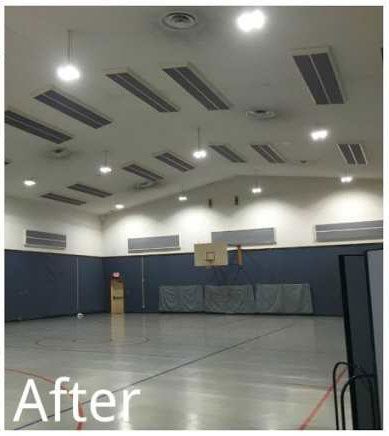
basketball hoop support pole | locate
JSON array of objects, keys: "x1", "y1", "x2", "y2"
[{"x1": 236, "y1": 244, "x2": 243, "y2": 266}]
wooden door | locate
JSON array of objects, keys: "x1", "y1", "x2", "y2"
[{"x1": 110, "y1": 277, "x2": 124, "y2": 314}]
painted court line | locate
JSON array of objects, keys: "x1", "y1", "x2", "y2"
[{"x1": 299, "y1": 367, "x2": 347, "y2": 430}]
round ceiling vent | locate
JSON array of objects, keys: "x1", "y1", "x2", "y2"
[
  {"x1": 161, "y1": 12, "x2": 197, "y2": 30},
  {"x1": 46, "y1": 147, "x2": 72, "y2": 159},
  {"x1": 133, "y1": 180, "x2": 159, "y2": 191},
  {"x1": 246, "y1": 109, "x2": 277, "y2": 120}
]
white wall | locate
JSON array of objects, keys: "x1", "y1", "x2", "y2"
[
  {"x1": 101, "y1": 176, "x2": 383, "y2": 257},
  {"x1": 5, "y1": 196, "x2": 103, "y2": 256}
]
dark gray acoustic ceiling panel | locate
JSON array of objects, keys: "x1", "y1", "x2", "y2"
[
  {"x1": 209, "y1": 144, "x2": 246, "y2": 163},
  {"x1": 163, "y1": 64, "x2": 229, "y2": 110},
  {"x1": 41, "y1": 193, "x2": 86, "y2": 206},
  {"x1": 25, "y1": 229, "x2": 66, "y2": 250},
  {"x1": 5, "y1": 110, "x2": 72, "y2": 144},
  {"x1": 292, "y1": 47, "x2": 344, "y2": 104},
  {"x1": 154, "y1": 151, "x2": 194, "y2": 172},
  {"x1": 251, "y1": 144, "x2": 286, "y2": 163},
  {"x1": 212, "y1": 228, "x2": 276, "y2": 246},
  {"x1": 122, "y1": 163, "x2": 164, "y2": 182},
  {"x1": 34, "y1": 89, "x2": 112, "y2": 129},
  {"x1": 128, "y1": 234, "x2": 180, "y2": 252},
  {"x1": 67, "y1": 183, "x2": 112, "y2": 198},
  {"x1": 106, "y1": 70, "x2": 178, "y2": 113},
  {"x1": 315, "y1": 220, "x2": 383, "y2": 242},
  {"x1": 337, "y1": 143, "x2": 368, "y2": 165}
]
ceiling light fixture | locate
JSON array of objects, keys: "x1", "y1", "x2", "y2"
[
  {"x1": 99, "y1": 151, "x2": 112, "y2": 175},
  {"x1": 178, "y1": 195, "x2": 188, "y2": 202},
  {"x1": 236, "y1": 9, "x2": 266, "y2": 33},
  {"x1": 192, "y1": 127, "x2": 207, "y2": 160},
  {"x1": 57, "y1": 30, "x2": 81, "y2": 82},
  {"x1": 251, "y1": 186, "x2": 262, "y2": 194},
  {"x1": 310, "y1": 129, "x2": 329, "y2": 141},
  {"x1": 23, "y1": 179, "x2": 36, "y2": 187},
  {"x1": 340, "y1": 175, "x2": 353, "y2": 184},
  {"x1": 115, "y1": 204, "x2": 124, "y2": 210}
]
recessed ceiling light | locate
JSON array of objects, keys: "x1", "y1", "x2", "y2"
[
  {"x1": 251, "y1": 186, "x2": 262, "y2": 194},
  {"x1": 57, "y1": 64, "x2": 81, "y2": 82},
  {"x1": 178, "y1": 195, "x2": 188, "y2": 202},
  {"x1": 340, "y1": 175, "x2": 353, "y2": 184},
  {"x1": 23, "y1": 179, "x2": 36, "y2": 187},
  {"x1": 115, "y1": 204, "x2": 124, "y2": 210},
  {"x1": 236, "y1": 9, "x2": 266, "y2": 33},
  {"x1": 310, "y1": 129, "x2": 329, "y2": 141},
  {"x1": 193, "y1": 149, "x2": 207, "y2": 159},
  {"x1": 99, "y1": 165, "x2": 112, "y2": 175}
]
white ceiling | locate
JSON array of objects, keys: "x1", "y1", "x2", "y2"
[{"x1": 5, "y1": 6, "x2": 383, "y2": 215}]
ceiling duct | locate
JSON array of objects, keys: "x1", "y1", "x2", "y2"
[
  {"x1": 133, "y1": 180, "x2": 159, "y2": 191},
  {"x1": 154, "y1": 151, "x2": 194, "y2": 172},
  {"x1": 122, "y1": 163, "x2": 164, "y2": 182},
  {"x1": 41, "y1": 193, "x2": 86, "y2": 206},
  {"x1": 5, "y1": 109, "x2": 72, "y2": 144},
  {"x1": 209, "y1": 144, "x2": 246, "y2": 163},
  {"x1": 163, "y1": 64, "x2": 230, "y2": 110},
  {"x1": 251, "y1": 144, "x2": 286, "y2": 163},
  {"x1": 292, "y1": 47, "x2": 344, "y2": 104},
  {"x1": 337, "y1": 143, "x2": 368, "y2": 165},
  {"x1": 106, "y1": 70, "x2": 178, "y2": 113},
  {"x1": 34, "y1": 89, "x2": 112, "y2": 129},
  {"x1": 68, "y1": 183, "x2": 112, "y2": 198}
]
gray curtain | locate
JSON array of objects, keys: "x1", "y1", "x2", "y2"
[
  {"x1": 255, "y1": 283, "x2": 313, "y2": 314},
  {"x1": 159, "y1": 285, "x2": 203, "y2": 312},
  {"x1": 204, "y1": 285, "x2": 255, "y2": 313}
]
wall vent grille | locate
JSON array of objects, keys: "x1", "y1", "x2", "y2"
[
  {"x1": 25, "y1": 229, "x2": 67, "y2": 250},
  {"x1": 212, "y1": 228, "x2": 276, "y2": 246},
  {"x1": 315, "y1": 220, "x2": 383, "y2": 242},
  {"x1": 128, "y1": 235, "x2": 180, "y2": 252}
]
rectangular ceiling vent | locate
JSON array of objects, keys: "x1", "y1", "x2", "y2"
[
  {"x1": 154, "y1": 151, "x2": 195, "y2": 172},
  {"x1": 251, "y1": 144, "x2": 286, "y2": 163},
  {"x1": 34, "y1": 89, "x2": 112, "y2": 129},
  {"x1": 212, "y1": 228, "x2": 276, "y2": 246},
  {"x1": 337, "y1": 143, "x2": 368, "y2": 165},
  {"x1": 106, "y1": 70, "x2": 178, "y2": 113},
  {"x1": 163, "y1": 64, "x2": 230, "y2": 111},
  {"x1": 292, "y1": 47, "x2": 344, "y2": 104},
  {"x1": 128, "y1": 235, "x2": 180, "y2": 253},
  {"x1": 5, "y1": 110, "x2": 72, "y2": 144},
  {"x1": 315, "y1": 220, "x2": 383, "y2": 242},
  {"x1": 25, "y1": 229, "x2": 66, "y2": 250},
  {"x1": 41, "y1": 193, "x2": 86, "y2": 206},
  {"x1": 209, "y1": 144, "x2": 246, "y2": 163},
  {"x1": 67, "y1": 183, "x2": 112, "y2": 198},
  {"x1": 122, "y1": 163, "x2": 164, "y2": 181}
]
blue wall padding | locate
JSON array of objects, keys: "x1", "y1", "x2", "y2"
[
  {"x1": 78, "y1": 257, "x2": 106, "y2": 314},
  {"x1": 204, "y1": 285, "x2": 255, "y2": 313},
  {"x1": 5, "y1": 250, "x2": 105, "y2": 321},
  {"x1": 5, "y1": 243, "x2": 382, "y2": 321},
  {"x1": 104, "y1": 243, "x2": 382, "y2": 316}
]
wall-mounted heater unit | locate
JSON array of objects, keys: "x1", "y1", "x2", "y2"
[{"x1": 25, "y1": 229, "x2": 67, "y2": 250}]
